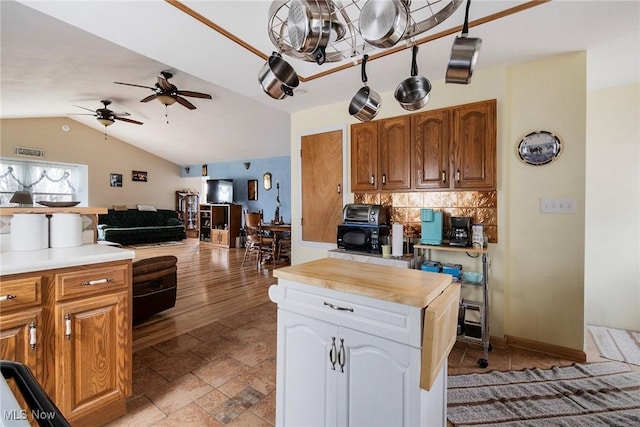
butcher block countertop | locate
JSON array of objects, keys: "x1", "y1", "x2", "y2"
[{"x1": 273, "y1": 258, "x2": 452, "y2": 308}]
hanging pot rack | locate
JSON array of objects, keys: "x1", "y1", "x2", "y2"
[{"x1": 268, "y1": 0, "x2": 464, "y2": 63}]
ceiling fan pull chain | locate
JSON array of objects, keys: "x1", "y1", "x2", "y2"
[{"x1": 165, "y1": 105, "x2": 169, "y2": 124}]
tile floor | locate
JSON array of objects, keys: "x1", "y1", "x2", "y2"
[{"x1": 107, "y1": 302, "x2": 613, "y2": 427}]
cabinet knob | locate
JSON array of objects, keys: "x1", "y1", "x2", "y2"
[
  {"x1": 369, "y1": 174, "x2": 375, "y2": 186},
  {"x1": 456, "y1": 170, "x2": 461, "y2": 182},
  {"x1": 382, "y1": 174, "x2": 387, "y2": 185},
  {"x1": 442, "y1": 171, "x2": 446, "y2": 183}
]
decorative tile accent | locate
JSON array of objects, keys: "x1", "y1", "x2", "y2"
[
  {"x1": 354, "y1": 190, "x2": 499, "y2": 243},
  {"x1": 212, "y1": 387, "x2": 265, "y2": 424}
]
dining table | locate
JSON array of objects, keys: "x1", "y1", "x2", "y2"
[{"x1": 261, "y1": 222, "x2": 291, "y2": 265}]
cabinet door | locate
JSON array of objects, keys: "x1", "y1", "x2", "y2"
[
  {"x1": 413, "y1": 109, "x2": 451, "y2": 189},
  {"x1": 301, "y1": 130, "x2": 344, "y2": 243},
  {"x1": 351, "y1": 122, "x2": 379, "y2": 191},
  {"x1": 276, "y1": 310, "x2": 338, "y2": 427},
  {"x1": 452, "y1": 100, "x2": 496, "y2": 190},
  {"x1": 0, "y1": 309, "x2": 42, "y2": 379},
  {"x1": 379, "y1": 116, "x2": 411, "y2": 190},
  {"x1": 338, "y1": 326, "x2": 416, "y2": 427},
  {"x1": 54, "y1": 291, "x2": 130, "y2": 423}
]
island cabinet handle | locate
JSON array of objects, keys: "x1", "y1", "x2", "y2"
[
  {"x1": 29, "y1": 322, "x2": 36, "y2": 351},
  {"x1": 82, "y1": 278, "x2": 113, "y2": 286},
  {"x1": 329, "y1": 337, "x2": 337, "y2": 370},
  {"x1": 323, "y1": 302, "x2": 354, "y2": 312},
  {"x1": 0, "y1": 294, "x2": 17, "y2": 301},
  {"x1": 64, "y1": 314, "x2": 72, "y2": 340},
  {"x1": 338, "y1": 338, "x2": 346, "y2": 373}
]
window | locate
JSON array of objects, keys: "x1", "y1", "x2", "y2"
[{"x1": 0, "y1": 158, "x2": 88, "y2": 206}]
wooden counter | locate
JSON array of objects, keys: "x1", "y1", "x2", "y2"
[{"x1": 273, "y1": 257, "x2": 452, "y2": 307}]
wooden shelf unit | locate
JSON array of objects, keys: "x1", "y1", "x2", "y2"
[{"x1": 198, "y1": 203, "x2": 242, "y2": 248}]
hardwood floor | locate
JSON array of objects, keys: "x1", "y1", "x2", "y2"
[{"x1": 131, "y1": 238, "x2": 279, "y2": 352}]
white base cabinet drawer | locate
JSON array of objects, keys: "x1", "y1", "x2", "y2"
[{"x1": 270, "y1": 279, "x2": 423, "y2": 346}]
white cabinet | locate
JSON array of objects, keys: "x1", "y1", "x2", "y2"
[
  {"x1": 277, "y1": 310, "x2": 415, "y2": 427},
  {"x1": 270, "y1": 277, "x2": 448, "y2": 427}
]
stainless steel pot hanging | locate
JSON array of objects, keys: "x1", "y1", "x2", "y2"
[
  {"x1": 348, "y1": 54, "x2": 382, "y2": 122},
  {"x1": 287, "y1": 0, "x2": 345, "y2": 65},
  {"x1": 359, "y1": 0, "x2": 410, "y2": 48},
  {"x1": 445, "y1": 0, "x2": 482, "y2": 84},
  {"x1": 258, "y1": 52, "x2": 300, "y2": 100},
  {"x1": 394, "y1": 45, "x2": 431, "y2": 111}
]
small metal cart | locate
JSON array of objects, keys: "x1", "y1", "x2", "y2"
[{"x1": 414, "y1": 244, "x2": 491, "y2": 368}]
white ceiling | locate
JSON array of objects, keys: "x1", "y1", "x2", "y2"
[{"x1": 1, "y1": 0, "x2": 639, "y2": 166}]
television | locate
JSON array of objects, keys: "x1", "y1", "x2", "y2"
[{"x1": 206, "y1": 179, "x2": 234, "y2": 204}]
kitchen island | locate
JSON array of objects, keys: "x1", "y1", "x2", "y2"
[
  {"x1": 0, "y1": 244, "x2": 135, "y2": 427},
  {"x1": 269, "y1": 258, "x2": 460, "y2": 427}
]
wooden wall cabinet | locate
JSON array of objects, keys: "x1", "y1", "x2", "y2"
[
  {"x1": 0, "y1": 260, "x2": 132, "y2": 427},
  {"x1": 199, "y1": 203, "x2": 242, "y2": 248},
  {"x1": 352, "y1": 99, "x2": 496, "y2": 192},
  {"x1": 351, "y1": 117, "x2": 411, "y2": 191}
]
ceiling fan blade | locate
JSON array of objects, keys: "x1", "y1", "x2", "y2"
[
  {"x1": 114, "y1": 116, "x2": 143, "y2": 125},
  {"x1": 157, "y1": 76, "x2": 173, "y2": 91},
  {"x1": 73, "y1": 105, "x2": 98, "y2": 113},
  {"x1": 111, "y1": 111, "x2": 131, "y2": 117},
  {"x1": 114, "y1": 81, "x2": 156, "y2": 90},
  {"x1": 176, "y1": 96, "x2": 197, "y2": 110},
  {"x1": 177, "y1": 90, "x2": 212, "y2": 99},
  {"x1": 68, "y1": 113, "x2": 97, "y2": 116},
  {"x1": 140, "y1": 94, "x2": 157, "y2": 103}
]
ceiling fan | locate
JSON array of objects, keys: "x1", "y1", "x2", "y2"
[
  {"x1": 72, "y1": 99, "x2": 143, "y2": 127},
  {"x1": 114, "y1": 71, "x2": 212, "y2": 110}
]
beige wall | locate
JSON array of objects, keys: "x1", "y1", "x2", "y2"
[
  {"x1": 290, "y1": 53, "x2": 589, "y2": 350},
  {"x1": 0, "y1": 117, "x2": 201, "y2": 209},
  {"x1": 585, "y1": 82, "x2": 640, "y2": 331}
]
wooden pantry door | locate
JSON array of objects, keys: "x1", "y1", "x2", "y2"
[{"x1": 301, "y1": 130, "x2": 343, "y2": 243}]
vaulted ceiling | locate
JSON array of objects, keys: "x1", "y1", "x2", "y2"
[{"x1": 1, "y1": 0, "x2": 638, "y2": 166}]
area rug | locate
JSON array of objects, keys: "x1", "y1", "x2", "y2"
[
  {"x1": 588, "y1": 325, "x2": 640, "y2": 366},
  {"x1": 447, "y1": 361, "x2": 640, "y2": 426}
]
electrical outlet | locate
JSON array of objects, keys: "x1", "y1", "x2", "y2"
[{"x1": 540, "y1": 198, "x2": 576, "y2": 214}]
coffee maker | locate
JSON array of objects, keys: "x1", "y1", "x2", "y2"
[{"x1": 449, "y1": 217, "x2": 472, "y2": 247}]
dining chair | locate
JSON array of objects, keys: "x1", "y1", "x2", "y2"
[{"x1": 242, "y1": 211, "x2": 274, "y2": 268}]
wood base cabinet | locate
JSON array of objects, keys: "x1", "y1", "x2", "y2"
[
  {"x1": 0, "y1": 260, "x2": 132, "y2": 427},
  {"x1": 270, "y1": 280, "x2": 447, "y2": 427}
]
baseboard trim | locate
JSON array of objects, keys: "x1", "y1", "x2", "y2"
[{"x1": 505, "y1": 335, "x2": 587, "y2": 362}]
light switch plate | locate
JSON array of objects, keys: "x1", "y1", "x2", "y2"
[{"x1": 540, "y1": 198, "x2": 576, "y2": 214}]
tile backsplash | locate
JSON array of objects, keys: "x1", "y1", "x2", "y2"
[{"x1": 354, "y1": 191, "x2": 498, "y2": 243}]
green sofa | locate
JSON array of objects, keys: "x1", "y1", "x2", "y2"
[{"x1": 98, "y1": 209, "x2": 186, "y2": 246}]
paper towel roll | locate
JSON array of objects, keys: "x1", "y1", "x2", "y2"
[
  {"x1": 50, "y1": 213, "x2": 83, "y2": 248},
  {"x1": 11, "y1": 214, "x2": 49, "y2": 251},
  {"x1": 392, "y1": 223, "x2": 403, "y2": 257}
]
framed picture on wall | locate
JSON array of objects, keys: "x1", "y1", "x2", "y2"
[
  {"x1": 248, "y1": 179, "x2": 258, "y2": 200},
  {"x1": 132, "y1": 170, "x2": 147, "y2": 182},
  {"x1": 110, "y1": 173, "x2": 123, "y2": 187}
]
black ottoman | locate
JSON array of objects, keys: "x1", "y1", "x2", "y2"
[{"x1": 132, "y1": 255, "x2": 178, "y2": 324}]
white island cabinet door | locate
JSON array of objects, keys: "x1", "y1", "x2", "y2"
[
  {"x1": 277, "y1": 309, "x2": 338, "y2": 427},
  {"x1": 338, "y1": 326, "x2": 419, "y2": 427}
]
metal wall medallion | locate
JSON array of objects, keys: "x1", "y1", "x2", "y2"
[{"x1": 517, "y1": 130, "x2": 562, "y2": 166}]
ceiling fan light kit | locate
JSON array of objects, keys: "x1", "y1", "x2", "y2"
[
  {"x1": 114, "y1": 71, "x2": 212, "y2": 111},
  {"x1": 262, "y1": 0, "x2": 477, "y2": 115}
]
